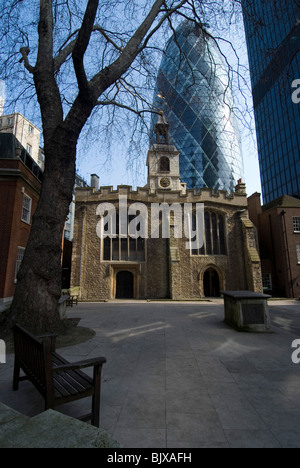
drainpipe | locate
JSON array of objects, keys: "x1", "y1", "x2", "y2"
[
  {"x1": 79, "y1": 206, "x2": 87, "y2": 289},
  {"x1": 280, "y1": 210, "x2": 295, "y2": 298}
]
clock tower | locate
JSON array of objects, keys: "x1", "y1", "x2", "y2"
[{"x1": 147, "y1": 112, "x2": 186, "y2": 194}]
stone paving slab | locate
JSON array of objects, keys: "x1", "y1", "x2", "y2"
[{"x1": 1, "y1": 300, "x2": 300, "y2": 448}]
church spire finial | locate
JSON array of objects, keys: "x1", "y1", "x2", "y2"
[{"x1": 154, "y1": 111, "x2": 170, "y2": 145}]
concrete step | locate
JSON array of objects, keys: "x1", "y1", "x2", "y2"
[{"x1": 0, "y1": 403, "x2": 120, "y2": 448}]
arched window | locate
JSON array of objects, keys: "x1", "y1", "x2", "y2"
[
  {"x1": 205, "y1": 212, "x2": 212, "y2": 255},
  {"x1": 159, "y1": 156, "x2": 170, "y2": 172},
  {"x1": 191, "y1": 211, "x2": 227, "y2": 256},
  {"x1": 211, "y1": 213, "x2": 218, "y2": 255},
  {"x1": 219, "y1": 215, "x2": 226, "y2": 255},
  {"x1": 102, "y1": 212, "x2": 146, "y2": 262}
]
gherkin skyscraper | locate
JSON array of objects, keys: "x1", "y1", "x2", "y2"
[{"x1": 152, "y1": 21, "x2": 244, "y2": 193}]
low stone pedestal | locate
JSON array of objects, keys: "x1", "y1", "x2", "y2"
[
  {"x1": 0, "y1": 403, "x2": 120, "y2": 448},
  {"x1": 223, "y1": 291, "x2": 272, "y2": 333},
  {"x1": 58, "y1": 295, "x2": 69, "y2": 320}
]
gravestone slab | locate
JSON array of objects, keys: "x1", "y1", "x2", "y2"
[{"x1": 222, "y1": 291, "x2": 272, "y2": 333}]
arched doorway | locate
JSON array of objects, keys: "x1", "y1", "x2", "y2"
[
  {"x1": 116, "y1": 271, "x2": 134, "y2": 299},
  {"x1": 203, "y1": 268, "x2": 221, "y2": 297}
]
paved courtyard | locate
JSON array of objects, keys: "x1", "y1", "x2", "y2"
[{"x1": 1, "y1": 299, "x2": 300, "y2": 448}]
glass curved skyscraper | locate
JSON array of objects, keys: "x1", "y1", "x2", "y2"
[{"x1": 151, "y1": 21, "x2": 244, "y2": 193}]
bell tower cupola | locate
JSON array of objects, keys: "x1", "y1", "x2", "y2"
[{"x1": 147, "y1": 112, "x2": 186, "y2": 194}]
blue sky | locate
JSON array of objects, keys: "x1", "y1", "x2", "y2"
[
  {"x1": 0, "y1": 1, "x2": 263, "y2": 198},
  {"x1": 75, "y1": 16, "x2": 263, "y2": 198},
  {"x1": 76, "y1": 118, "x2": 262, "y2": 197}
]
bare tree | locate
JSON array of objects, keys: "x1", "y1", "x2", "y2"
[{"x1": 0, "y1": 0, "x2": 246, "y2": 333}]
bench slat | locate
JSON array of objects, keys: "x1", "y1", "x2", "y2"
[
  {"x1": 51, "y1": 353, "x2": 94, "y2": 389},
  {"x1": 53, "y1": 375, "x2": 87, "y2": 398}
]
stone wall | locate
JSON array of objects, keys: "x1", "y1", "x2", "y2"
[{"x1": 71, "y1": 184, "x2": 263, "y2": 300}]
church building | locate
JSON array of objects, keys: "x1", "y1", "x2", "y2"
[{"x1": 71, "y1": 114, "x2": 263, "y2": 301}]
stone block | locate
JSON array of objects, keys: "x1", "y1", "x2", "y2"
[{"x1": 223, "y1": 291, "x2": 272, "y2": 333}]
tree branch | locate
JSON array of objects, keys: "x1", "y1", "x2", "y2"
[
  {"x1": 90, "y1": 0, "x2": 167, "y2": 97},
  {"x1": 93, "y1": 25, "x2": 124, "y2": 52},
  {"x1": 36, "y1": 0, "x2": 54, "y2": 69},
  {"x1": 72, "y1": 0, "x2": 99, "y2": 98},
  {"x1": 34, "y1": 0, "x2": 63, "y2": 137},
  {"x1": 96, "y1": 99, "x2": 157, "y2": 117},
  {"x1": 54, "y1": 25, "x2": 126, "y2": 73},
  {"x1": 137, "y1": 0, "x2": 188, "y2": 53},
  {"x1": 19, "y1": 47, "x2": 35, "y2": 74},
  {"x1": 54, "y1": 38, "x2": 77, "y2": 72}
]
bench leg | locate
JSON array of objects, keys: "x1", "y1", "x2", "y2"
[
  {"x1": 13, "y1": 360, "x2": 20, "y2": 391},
  {"x1": 91, "y1": 365, "x2": 102, "y2": 427},
  {"x1": 45, "y1": 401, "x2": 54, "y2": 411}
]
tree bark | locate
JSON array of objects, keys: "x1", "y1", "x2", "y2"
[
  {"x1": 7, "y1": 0, "x2": 173, "y2": 334},
  {"x1": 9, "y1": 92, "x2": 95, "y2": 334},
  {"x1": 10, "y1": 136, "x2": 75, "y2": 333}
]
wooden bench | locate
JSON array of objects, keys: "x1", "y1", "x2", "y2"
[
  {"x1": 66, "y1": 295, "x2": 79, "y2": 307},
  {"x1": 13, "y1": 324, "x2": 106, "y2": 427}
]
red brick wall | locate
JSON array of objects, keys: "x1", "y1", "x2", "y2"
[
  {"x1": 0, "y1": 159, "x2": 40, "y2": 301},
  {"x1": 281, "y1": 208, "x2": 300, "y2": 298},
  {"x1": 248, "y1": 194, "x2": 300, "y2": 298}
]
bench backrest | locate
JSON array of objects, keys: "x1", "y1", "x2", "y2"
[{"x1": 14, "y1": 324, "x2": 53, "y2": 397}]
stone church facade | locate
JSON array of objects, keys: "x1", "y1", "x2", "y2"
[{"x1": 71, "y1": 115, "x2": 263, "y2": 301}]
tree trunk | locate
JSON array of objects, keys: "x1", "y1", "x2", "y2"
[
  {"x1": 4, "y1": 0, "x2": 172, "y2": 335},
  {"x1": 9, "y1": 129, "x2": 77, "y2": 334}
]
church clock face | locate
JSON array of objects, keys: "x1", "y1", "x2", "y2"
[{"x1": 160, "y1": 177, "x2": 171, "y2": 188}]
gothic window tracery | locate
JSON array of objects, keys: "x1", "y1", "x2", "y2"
[
  {"x1": 102, "y1": 213, "x2": 146, "y2": 262},
  {"x1": 191, "y1": 211, "x2": 227, "y2": 256}
]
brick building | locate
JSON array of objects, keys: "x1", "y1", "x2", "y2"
[
  {"x1": 0, "y1": 133, "x2": 42, "y2": 309},
  {"x1": 71, "y1": 117, "x2": 263, "y2": 301},
  {"x1": 248, "y1": 193, "x2": 300, "y2": 298}
]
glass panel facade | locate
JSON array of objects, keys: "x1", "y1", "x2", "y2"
[
  {"x1": 151, "y1": 21, "x2": 244, "y2": 194},
  {"x1": 242, "y1": 0, "x2": 300, "y2": 203}
]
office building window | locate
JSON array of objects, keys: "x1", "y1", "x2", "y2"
[
  {"x1": 15, "y1": 247, "x2": 25, "y2": 282},
  {"x1": 297, "y1": 244, "x2": 300, "y2": 264},
  {"x1": 262, "y1": 273, "x2": 272, "y2": 291},
  {"x1": 293, "y1": 217, "x2": 300, "y2": 233},
  {"x1": 21, "y1": 194, "x2": 32, "y2": 224},
  {"x1": 28, "y1": 125, "x2": 34, "y2": 134},
  {"x1": 26, "y1": 144, "x2": 32, "y2": 155}
]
